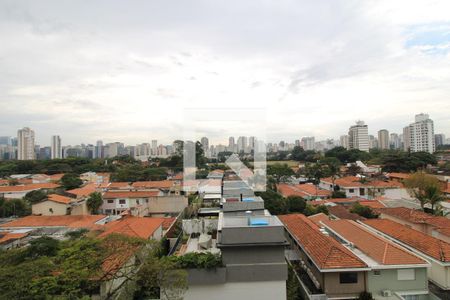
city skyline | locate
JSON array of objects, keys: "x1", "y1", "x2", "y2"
[{"x1": 1, "y1": 1, "x2": 450, "y2": 145}]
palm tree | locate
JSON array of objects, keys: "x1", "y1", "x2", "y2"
[{"x1": 424, "y1": 185, "x2": 444, "y2": 214}]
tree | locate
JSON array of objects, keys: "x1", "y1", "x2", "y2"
[
  {"x1": 331, "y1": 190, "x2": 347, "y2": 198},
  {"x1": 286, "y1": 196, "x2": 306, "y2": 213},
  {"x1": 405, "y1": 171, "x2": 441, "y2": 210},
  {"x1": 87, "y1": 192, "x2": 103, "y2": 214},
  {"x1": 61, "y1": 173, "x2": 83, "y2": 190},
  {"x1": 350, "y1": 203, "x2": 378, "y2": 219},
  {"x1": 24, "y1": 189, "x2": 47, "y2": 204},
  {"x1": 424, "y1": 185, "x2": 445, "y2": 214},
  {"x1": 26, "y1": 236, "x2": 60, "y2": 258},
  {"x1": 0, "y1": 198, "x2": 31, "y2": 217}
]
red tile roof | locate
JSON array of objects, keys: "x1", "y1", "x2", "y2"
[
  {"x1": 363, "y1": 219, "x2": 450, "y2": 263},
  {"x1": 0, "y1": 215, "x2": 106, "y2": 229},
  {"x1": 0, "y1": 183, "x2": 60, "y2": 193},
  {"x1": 49, "y1": 173, "x2": 65, "y2": 181},
  {"x1": 379, "y1": 207, "x2": 450, "y2": 236},
  {"x1": 0, "y1": 232, "x2": 28, "y2": 244},
  {"x1": 279, "y1": 214, "x2": 367, "y2": 270},
  {"x1": 358, "y1": 200, "x2": 386, "y2": 209},
  {"x1": 47, "y1": 194, "x2": 73, "y2": 204},
  {"x1": 98, "y1": 216, "x2": 164, "y2": 239},
  {"x1": 103, "y1": 191, "x2": 160, "y2": 199},
  {"x1": 108, "y1": 182, "x2": 131, "y2": 188},
  {"x1": 131, "y1": 180, "x2": 173, "y2": 189},
  {"x1": 386, "y1": 173, "x2": 411, "y2": 180},
  {"x1": 161, "y1": 217, "x2": 176, "y2": 230},
  {"x1": 307, "y1": 213, "x2": 330, "y2": 226},
  {"x1": 66, "y1": 183, "x2": 97, "y2": 197},
  {"x1": 323, "y1": 220, "x2": 427, "y2": 265},
  {"x1": 328, "y1": 206, "x2": 365, "y2": 221},
  {"x1": 277, "y1": 183, "x2": 331, "y2": 198}
]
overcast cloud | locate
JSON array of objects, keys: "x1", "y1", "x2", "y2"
[{"x1": 0, "y1": 0, "x2": 449, "y2": 145}]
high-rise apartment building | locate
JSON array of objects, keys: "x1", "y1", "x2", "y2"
[
  {"x1": 17, "y1": 127, "x2": 35, "y2": 160},
  {"x1": 348, "y1": 121, "x2": 369, "y2": 152},
  {"x1": 95, "y1": 140, "x2": 103, "y2": 159},
  {"x1": 369, "y1": 135, "x2": 378, "y2": 149},
  {"x1": 340, "y1": 135, "x2": 349, "y2": 149},
  {"x1": 237, "y1": 136, "x2": 248, "y2": 153},
  {"x1": 200, "y1": 137, "x2": 209, "y2": 151},
  {"x1": 151, "y1": 140, "x2": 158, "y2": 156},
  {"x1": 408, "y1": 113, "x2": 435, "y2": 154},
  {"x1": 301, "y1": 137, "x2": 315, "y2": 151},
  {"x1": 377, "y1": 129, "x2": 389, "y2": 149},
  {"x1": 389, "y1": 133, "x2": 401, "y2": 149},
  {"x1": 435, "y1": 134, "x2": 446, "y2": 147},
  {"x1": 51, "y1": 135, "x2": 62, "y2": 159}
]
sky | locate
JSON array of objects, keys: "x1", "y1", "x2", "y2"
[{"x1": 0, "y1": 0, "x2": 449, "y2": 146}]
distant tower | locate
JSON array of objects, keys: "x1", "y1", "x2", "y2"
[
  {"x1": 51, "y1": 135, "x2": 62, "y2": 159},
  {"x1": 348, "y1": 121, "x2": 369, "y2": 152},
  {"x1": 17, "y1": 127, "x2": 35, "y2": 160},
  {"x1": 377, "y1": 129, "x2": 389, "y2": 150},
  {"x1": 408, "y1": 113, "x2": 435, "y2": 153}
]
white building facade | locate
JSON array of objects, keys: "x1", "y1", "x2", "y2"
[{"x1": 17, "y1": 127, "x2": 35, "y2": 160}]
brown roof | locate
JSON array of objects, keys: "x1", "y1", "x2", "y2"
[
  {"x1": 307, "y1": 213, "x2": 330, "y2": 226},
  {"x1": 379, "y1": 207, "x2": 450, "y2": 236},
  {"x1": 328, "y1": 205, "x2": 365, "y2": 221},
  {"x1": 131, "y1": 180, "x2": 173, "y2": 189},
  {"x1": 386, "y1": 172, "x2": 411, "y2": 180},
  {"x1": 279, "y1": 214, "x2": 367, "y2": 270},
  {"x1": 363, "y1": 219, "x2": 450, "y2": 263},
  {"x1": 66, "y1": 183, "x2": 97, "y2": 197},
  {"x1": 98, "y1": 216, "x2": 164, "y2": 239},
  {"x1": 323, "y1": 220, "x2": 427, "y2": 265},
  {"x1": 358, "y1": 200, "x2": 386, "y2": 209},
  {"x1": 103, "y1": 191, "x2": 160, "y2": 199},
  {"x1": 108, "y1": 182, "x2": 131, "y2": 188},
  {"x1": 0, "y1": 215, "x2": 106, "y2": 229},
  {"x1": 47, "y1": 194, "x2": 73, "y2": 204},
  {"x1": 0, "y1": 183, "x2": 60, "y2": 193},
  {"x1": 277, "y1": 183, "x2": 331, "y2": 198},
  {"x1": 49, "y1": 173, "x2": 65, "y2": 181},
  {"x1": 321, "y1": 176, "x2": 403, "y2": 188},
  {"x1": 0, "y1": 232, "x2": 28, "y2": 244}
]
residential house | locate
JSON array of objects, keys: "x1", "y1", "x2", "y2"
[
  {"x1": 362, "y1": 219, "x2": 450, "y2": 291},
  {"x1": 279, "y1": 214, "x2": 369, "y2": 299},
  {"x1": 102, "y1": 191, "x2": 162, "y2": 216},
  {"x1": 377, "y1": 207, "x2": 450, "y2": 243},
  {"x1": 277, "y1": 183, "x2": 331, "y2": 200},
  {"x1": 0, "y1": 232, "x2": 29, "y2": 250},
  {"x1": 319, "y1": 176, "x2": 407, "y2": 199},
  {"x1": 131, "y1": 180, "x2": 179, "y2": 195},
  {"x1": 322, "y1": 219, "x2": 430, "y2": 299},
  {"x1": 31, "y1": 194, "x2": 89, "y2": 216},
  {"x1": 97, "y1": 215, "x2": 164, "y2": 241},
  {"x1": 0, "y1": 183, "x2": 60, "y2": 199}
]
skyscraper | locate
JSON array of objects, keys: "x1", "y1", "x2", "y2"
[
  {"x1": 408, "y1": 113, "x2": 435, "y2": 154},
  {"x1": 340, "y1": 135, "x2": 349, "y2": 149},
  {"x1": 51, "y1": 135, "x2": 62, "y2": 159},
  {"x1": 301, "y1": 137, "x2": 315, "y2": 151},
  {"x1": 228, "y1": 136, "x2": 235, "y2": 149},
  {"x1": 377, "y1": 129, "x2": 389, "y2": 150},
  {"x1": 435, "y1": 134, "x2": 446, "y2": 147},
  {"x1": 95, "y1": 140, "x2": 103, "y2": 159},
  {"x1": 17, "y1": 127, "x2": 35, "y2": 160},
  {"x1": 200, "y1": 137, "x2": 209, "y2": 151},
  {"x1": 403, "y1": 126, "x2": 411, "y2": 151},
  {"x1": 151, "y1": 140, "x2": 158, "y2": 156},
  {"x1": 389, "y1": 133, "x2": 400, "y2": 149},
  {"x1": 348, "y1": 121, "x2": 369, "y2": 152},
  {"x1": 237, "y1": 136, "x2": 248, "y2": 153}
]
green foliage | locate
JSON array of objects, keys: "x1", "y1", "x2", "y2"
[
  {"x1": 86, "y1": 192, "x2": 103, "y2": 214},
  {"x1": 0, "y1": 198, "x2": 31, "y2": 217},
  {"x1": 65, "y1": 229, "x2": 89, "y2": 240},
  {"x1": 325, "y1": 147, "x2": 371, "y2": 163},
  {"x1": 267, "y1": 163, "x2": 295, "y2": 178},
  {"x1": 405, "y1": 171, "x2": 443, "y2": 210},
  {"x1": 303, "y1": 204, "x2": 329, "y2": 216},
  {"x1": 287, "y1": 264, "x2": 302, "y2": 300},
  {"x1": 256, "y1": 189, "x2": 287, "y2": 215},
  {"x1": 27, "y1": 236, "x2": 60, "y2": 258},
  {"x1": 350, "y1": 203, "x2": 378, "y2": 219},
  {"x1": 331, "y1": 190, "x2": 347, "y2": 198},
  {"x1": 24, "y1": 189, "x2": 47, "y2": 204},
  {"x1": 61, "y1": 173, "x2": 83, "y2": 190},
  {"x1": 286, "y1": 196, "x2": 306, "y2": 213},
  {"x1": 290, "y1": 146, "x2": 319, "y2": 162},
  {"x1": 169, "y1": 252, "x2": 222, "y2": 269}
]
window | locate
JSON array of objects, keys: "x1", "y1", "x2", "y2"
[
  {"x1": 136, "y1": 200, "x2": 140, "y2": 205},
  {"x1": 349, "y1": 188, "x2": 355, "y2": 193},
  {"x1": 146, "y1": 199, "x2": 149, "y2": 203},
  {"x1": 339, "y1": 272, "x2": 358, "y2": 284},
  {"x1": 107, "y1": 200, "x2": 114, "y2": 204},
  {"x1": 359, "y1": 188, "x2": 365, "y2": 196},
  {"x1": 373, "y1": 270, "x2": 381, "y2": 276},
  {"x1": 119, "y1": 199, "x2": 126, "y2": 204},
  {"x1": 397, "y1": 269, "x2": 415, "y2": 281}
]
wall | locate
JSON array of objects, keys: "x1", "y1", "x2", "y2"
[
  {"x1": 366, "y1": 268, "x2": 428, "y2": 297},
  {"x1": 32, "y1": 200, "x2": 68, "y2": 216},
  {"x1": 181, "y1": 280, "x2": 286, "y2": 300},
  {"x1": 428, "y1": 260, "x2": 450, "y2": 290},
  {"x1": 71, "y1": 201, "x2": 89, "y2": 215},
  {"x1": 182, "y1": 219, "x2": 218, "y2": 235},
  {"x1": 323, "y1": 271, "x2": 366, "y2": 298},
  {"x1": 146, "y1": 196, "x2": 188, "y2": 214}
]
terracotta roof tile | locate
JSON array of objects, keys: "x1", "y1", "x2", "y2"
[
  {"x1": 321, "y1": 177, "x2": 403, "y2": 188},
  {"x1": 363, "y1": 219, "x2": 450, "y2": 263},
  {"x1": 131, "y1": 181, "x2": 173, "y2": 189},
  {"x1": 103, "y1": 191, "x2": 160, "y2": 198},
  {"x1": 0, "y1": 183, "x2": 60, "y2": 193},
  {"x1": 328, "y1": 206, "x2": 365, "y2": 221},
  {"x1": 47, "y1": 194, "x2": 73, "y2": 204},
  {"x1": 108, "y1": 182, "x2": 131, "y2": 188},
  {"x1": 279, "y1": 214, "x2": 367, "y2": 270},
  {"x1": 277, "y1": 183, "x2": 331, "y2": 198},
  {"x1": 0, "y1": 232, "x2": 29, "y2": 244},
  {"x1": 66, "y1": 183, "x2": 97, "y2": 197},
  {"x1": 0, "y1": 215, "x2": 106, "y2": 229},
  {"x1": 98, "y1": 216, "x2": 164, "y2": 239},
  {"x1": 323, "y1": 220, "x2": 427, "y2": 265},
  {"x1": 307, "y1": 213, "x2": 330, "y2": 226}
]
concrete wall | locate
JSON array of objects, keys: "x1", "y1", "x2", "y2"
[
  {"x1": 366, "y1": 268, "x2": 428, "y2": 297},
  {"x1": 323, "y1": 271, "x2": 366, "y2": 298},
  {"x1": 182, "y1": 219, "x2": 218, "y2": 235},
  {"x1": 219, "y1": 226, "x2": 285, "y2": 245},
  {"x1": 71, "y1": 201, "x2": 89, "y2": 215},
  {"x1": 182, "y1": 280, "x2": 286, "y2": 300},
  {"x1": 222, "y1": 246, "x2": 284, "y2": 265},
  {"x1": 146, "y1": 196, "x2": 188, "y2": 214},
  {"x1": 429, "y1": 261, "x2": 450, "y2": 290},
  {"x1": 32, "y1": 200, "x2": 68, "y2": 216}
]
